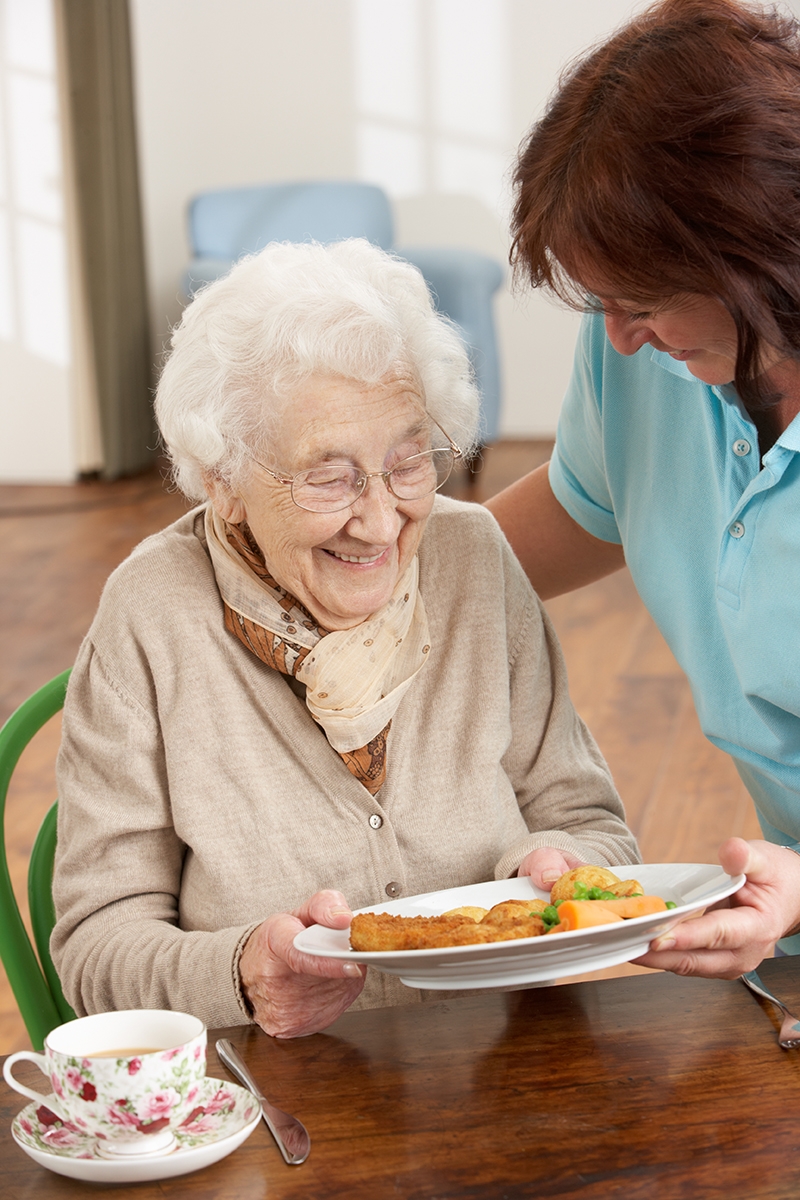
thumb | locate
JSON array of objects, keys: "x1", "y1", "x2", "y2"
[
  {"x1": 521, "y1": 847, "x2": 577, "y2": 889},
  {"x1": 717, "y1": 837, "x2": 765, "y2": 881}
]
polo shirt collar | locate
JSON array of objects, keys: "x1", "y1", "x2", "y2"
[{"x1": 650, "y1": 346, "x2": 800, "y2": 452}]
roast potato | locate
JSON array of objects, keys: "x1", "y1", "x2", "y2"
[{"x1": 549, "y1": 866, "x2": 643, "y2": 903}]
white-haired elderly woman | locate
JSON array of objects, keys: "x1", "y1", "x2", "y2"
[{"x1": 52, "y1": 239, "x2": 638, "y2": 1039}]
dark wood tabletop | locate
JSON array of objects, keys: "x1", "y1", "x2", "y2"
[{"x1": 3, "y1": 958, "x2": 800, "y2": 1199}]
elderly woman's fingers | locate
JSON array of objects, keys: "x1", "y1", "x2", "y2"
[
  {"x1": 293, "y1": 889, "x2": 355, "y2": 930},
  {"x1": 266, "y1": 911, "x2": 363, "y2": 979},
  {"x1": 517, "y1": 846, "x2": 587, "y2": 889},
  {"x1": 239, "y1": 911, "x2": 367, "y2": 1038}
]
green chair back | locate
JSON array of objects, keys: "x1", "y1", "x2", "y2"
[{"x1": 0, "y1": 670, "x2": 76, "y2": 1049}]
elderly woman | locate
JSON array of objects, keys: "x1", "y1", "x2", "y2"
[
  {"x1": 488, "y1": 0, "x2": 800, "y2": 976},
  {"x1": 52, "y1": 238, "x2": 637, "y2": 1038}
]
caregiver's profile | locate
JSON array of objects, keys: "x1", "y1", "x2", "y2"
[{"x1": 488, "y1": 0, "x2": 800, "y2": 976}]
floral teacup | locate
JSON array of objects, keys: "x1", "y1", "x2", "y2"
[{"x1": 3, "y1": 1009, "x2": 206, "y2": 1158}]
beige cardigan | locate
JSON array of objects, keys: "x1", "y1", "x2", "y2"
[{"x1": 52, "y1": 497, "x2": 639, "y2": 1028}]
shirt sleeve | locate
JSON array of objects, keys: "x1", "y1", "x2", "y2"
[
  {"x1": 548, "y1": 311, "x2": 623, "y2": 546},
  {"x1": 492, "y1": 537, "x2": 640, "y2": 880},
  {"x1": 51, "y1": 640, "x2": 257, "y2": 1029}
]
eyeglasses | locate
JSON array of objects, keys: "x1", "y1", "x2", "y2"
[{"x1": 252, "y1": 422, "x2": 463, "y2": 513}]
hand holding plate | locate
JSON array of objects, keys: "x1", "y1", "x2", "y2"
[
  {"x1": 239, "y1": 889, "x2": 365, "y2": 1039},
  {"x1": 637, "y1": 839, "x2": 800, "y2": 978}
]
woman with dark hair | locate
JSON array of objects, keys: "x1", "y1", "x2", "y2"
[{"x1": 488, "y1": 0, "x2": 800, "y2": 976}]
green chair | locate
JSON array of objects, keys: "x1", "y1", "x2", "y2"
[{"x1": 0, "y1": 670, "x2": 76, "y2": 1049}]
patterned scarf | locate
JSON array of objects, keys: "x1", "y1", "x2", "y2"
[{"x1": 204, "y1": 506, "x2": 431, "y2": 794}]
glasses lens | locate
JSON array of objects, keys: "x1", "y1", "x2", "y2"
[
  {"x1": 292, "y1": 466, "x2": 360, "y2": 512},
  {"x1": 389, "y1": 449, "x2": 454, "y2": 498}
]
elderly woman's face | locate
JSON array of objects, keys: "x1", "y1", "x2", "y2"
[{"x1": 223, "y1": 376, "x2": 436, "y2": 631}]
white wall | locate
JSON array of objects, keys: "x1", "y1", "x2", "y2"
[
  {"x1": 0, "y1": 0, "x2": 76, "y2": 481},
  {"x1": 128, "y1": 0, "x2": 800, "y2": 439},
  {"x1": 129, "y1": 0, "x2": 655, "y2": 439}
]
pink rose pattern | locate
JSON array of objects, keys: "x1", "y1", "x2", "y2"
[
  {"x1": 27, "y1": 1037, "x2": 206, "y2": 1147},
  {"x1": 15, "y1": 1079, "x2": 255, "y2": 1159}
]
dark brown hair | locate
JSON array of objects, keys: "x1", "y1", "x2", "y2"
[{"x1": 511, "y1": 0, "x2": 800, "y2": 407}]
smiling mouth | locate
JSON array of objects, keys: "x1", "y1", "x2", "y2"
[{"x1": 327, "y1": 549, "x2": 385, "y2": 564}]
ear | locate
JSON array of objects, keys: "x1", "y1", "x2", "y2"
[{"x1": 202, "y1": 470, "x2": 247, "y2": 525}]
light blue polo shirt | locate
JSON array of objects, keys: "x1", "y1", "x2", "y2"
[{"x1": 550, "y1": 311, "x2": 800, "y2": 863}]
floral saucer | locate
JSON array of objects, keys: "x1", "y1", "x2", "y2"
[{"x1": 11, "y1": 1076, "x2": 261, "y2": 1184}]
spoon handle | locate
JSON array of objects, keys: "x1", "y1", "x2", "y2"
[{"x1": 216, "y1": 1038, "x2": 310, "y2": 1164}]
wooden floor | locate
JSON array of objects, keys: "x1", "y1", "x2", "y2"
[{"x1": 0, "y1": 441, "x2": 760, "y2": 1053}]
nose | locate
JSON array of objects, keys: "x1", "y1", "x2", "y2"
[
  {"x1": 604, "y1": 311, "x2": 653, "y2": 357},
  {"x1": 346, "y1": 474, "x2": 402, "y2": 541}
]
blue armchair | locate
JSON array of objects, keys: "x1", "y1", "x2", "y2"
[{"x1": 181, "y1": 181, "x2": 504, "y2": 445}]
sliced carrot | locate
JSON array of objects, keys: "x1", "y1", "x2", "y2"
[
  {"x1": 592, "y1": 895, "x2": 668, "y2": 919},
  {"x1": 546, "y1": 901, "x2": 625, "y2": 932}
]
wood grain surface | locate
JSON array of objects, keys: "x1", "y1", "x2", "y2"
[{"x1": 2, "y1": 957, "x2": 800, "y2": 1199}]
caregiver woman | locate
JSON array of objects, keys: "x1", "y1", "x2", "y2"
[
  {"x1": 51, "y1": 238, "x2": 637, "y2": 1038},
  {"x1": 488, "y1": 0, "x2": 800, "y2": 976}
]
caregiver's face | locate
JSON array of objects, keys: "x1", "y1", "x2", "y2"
[
  {"x1": 232, "y1": 376, "x2": 435, "y2": 631},
  {"x1": 596, "y1": 292, "x2": 740, "y2": 386}
]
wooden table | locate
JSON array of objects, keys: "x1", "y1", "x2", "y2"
[{"x1": 3, "y1": 958, "x2": 800, "y2": 1199}]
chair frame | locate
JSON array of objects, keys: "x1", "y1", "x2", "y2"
[{"x1": 0, "y1": 670, "x2": 75, "y2": 1048}]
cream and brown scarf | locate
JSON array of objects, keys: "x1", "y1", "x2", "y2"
[{"x1": 204, "y1": 505, "x2": 431, "y2": 794}]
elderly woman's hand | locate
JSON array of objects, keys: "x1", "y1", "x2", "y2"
[
  {"x1": 239, "y1": 889, "x2": 365, "y2": 1038},
  {"x1": 635, "y1": 838, "x2": 800, "y2": 978},
  {"x1": 517, "y1": 846, "x2": 588, "y2": 890}
]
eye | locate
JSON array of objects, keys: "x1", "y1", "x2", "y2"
[
  {"x1": 626, "y1": 311, "x2": 651, "y2": 323},
  {"x1": 298, "y1": 466, "x2": 355, "y2": 491}
]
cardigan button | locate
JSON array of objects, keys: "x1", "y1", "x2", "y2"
[
  {"x1": 385, "y1": 881, "x2": 401, "y2": 898},
  {"x1": 368, "y1": 814, "x2": 383, "y2": 830}
]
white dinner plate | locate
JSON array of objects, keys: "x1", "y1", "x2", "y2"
[{"x1": 294, "y1": 864, "x2": 745, "y2": 989}]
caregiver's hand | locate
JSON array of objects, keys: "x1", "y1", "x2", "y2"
[
  {"x1": 518, "y1": 846, "x2": 587, "y2": 890},
  {"x1": 635, "y1": 838, "x2": 800, "y2": 978},
  {"x1": 239, "y1": 889, "x2": 365, "y2": 1038}
]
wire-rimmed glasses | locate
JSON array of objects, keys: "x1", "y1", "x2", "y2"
[{"x1": 252, "y1": 425, "x2": 463, "y2": 514}]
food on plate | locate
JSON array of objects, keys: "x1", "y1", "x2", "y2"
[
  {"x1": 548, "y1": 894, "x2": 668, "y2": 932},
  {"x1": 442, "y1": 905, "x2": 490, "y2": 922},
  {"x1": 349, "y1": 867, "x2": 675, "y2": 951},
  {"x1": 350, "y1": 906, "x2": 546, "y2": 951},
  {"x1": 480, "y1": 899, "x2": 550, "y2": 923},
  {"x1": 549, "y1": 866, "x2": 643, "y2": 904}
]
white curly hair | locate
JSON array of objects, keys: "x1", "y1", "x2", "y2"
[{"x1": 155, "y1": 238, "x2": 481, "y2": 500}]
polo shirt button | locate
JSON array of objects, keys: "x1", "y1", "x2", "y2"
[
  {"x1": 729, "y1": 521, "x2": 745, "y2": 539},
  {"x1": 368, "y1": 813, "x2": 383, "y2": 829},
  {"x1": 733, "y1": 438, "x2": 751, "y2": 456},
  {"x1": 385, "y1": 881, "x2": 401, "y2": 898}
]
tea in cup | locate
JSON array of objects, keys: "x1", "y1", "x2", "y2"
[{"x1": 3, "y1": 1009, "x2": 206, "y2": 1158}]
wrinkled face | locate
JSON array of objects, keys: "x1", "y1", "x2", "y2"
[
  {"x1": 596, "y1": 291, "x2": 740, "y2": 386},
  {"x1": 211, "y1": 376, "x2": 436, "y2": 631}
]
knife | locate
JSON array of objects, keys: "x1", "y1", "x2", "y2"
[{"x1": 216, "y1": 1038, "x2": 311, "y2": 1164}]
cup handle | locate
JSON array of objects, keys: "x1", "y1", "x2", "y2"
[{"x1": 3, "y1": 1050, "x2": 61, "y2": 1112}]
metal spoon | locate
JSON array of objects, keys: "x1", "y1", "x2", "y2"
[
  {"x1": 740, "y1": 970, "x2": 800, "y2": 1049},
  {"x1": 216, "y1": 1038, "x2": 310, "y2": 1164}
]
